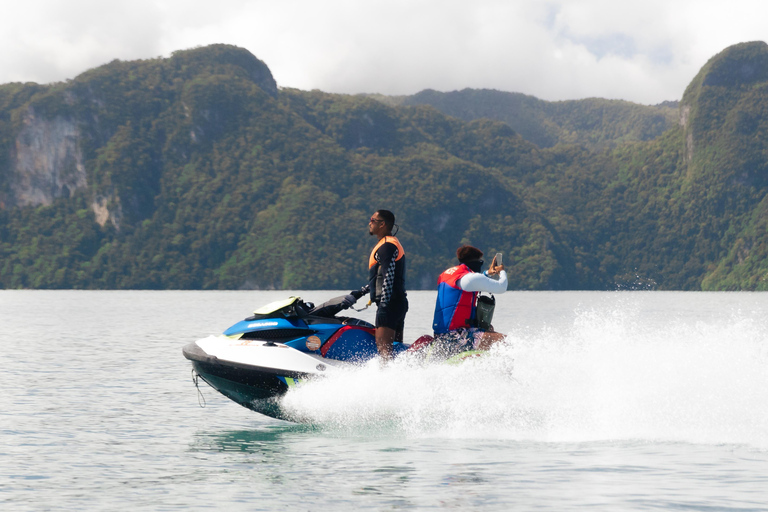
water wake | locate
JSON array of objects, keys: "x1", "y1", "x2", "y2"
[{"x1": 279, "y1": 302, "x2": 768, "y2": 447}]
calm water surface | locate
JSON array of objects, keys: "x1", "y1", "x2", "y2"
[{"x1": 2, "y1": 290, "x2": 768, "y2": 511}]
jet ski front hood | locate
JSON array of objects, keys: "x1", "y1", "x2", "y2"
[{"x1": 183, "y1": 335, "x2": 339, "y2": 377}]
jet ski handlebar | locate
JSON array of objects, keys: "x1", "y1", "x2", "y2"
[{"x1": 307, "y1": 286, "x2": 369, "y2": 318}]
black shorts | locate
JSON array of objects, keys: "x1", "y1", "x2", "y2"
[{"x1": 376, "y1": 299, "x2": 408, "y2": 334}]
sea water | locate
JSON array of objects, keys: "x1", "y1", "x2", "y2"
[{"x1": 2, "y1": 290, "x2": 768, "y2": 511}]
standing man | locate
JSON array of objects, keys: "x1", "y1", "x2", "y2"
[{"x1": 367, "y1": 210, "x2": 408, "y2": 360}]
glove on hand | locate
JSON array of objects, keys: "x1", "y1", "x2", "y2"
[
  {"x1": 351, "y1": 285, "x2": 369, "y2": 300},
  {"x1": 341, "y1": 294, "x2": 357, "y2": 309}
]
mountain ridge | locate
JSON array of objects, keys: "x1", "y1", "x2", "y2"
[
  {"x1": 390, "y1": 88, "x2": 679, "y2": 151},
  {"x1": 2, "y1": 42, "x2": 768, "y2": 290}
]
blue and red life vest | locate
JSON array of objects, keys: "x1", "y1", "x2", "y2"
[{"x1": 432, "y1": 264, "x2": 477, "y2": 334}]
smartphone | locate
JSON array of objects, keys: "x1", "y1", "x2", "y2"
[{"x1": 494, "y1": 253, "x2": 502, "y2": 266}]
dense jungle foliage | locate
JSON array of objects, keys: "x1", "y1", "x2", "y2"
[
  {"x1": 393, "y1": 89, "x2": 679, "y2": 152},
  {"x1": 2, "y1": 42, "x2": 768, "y2": 290}
]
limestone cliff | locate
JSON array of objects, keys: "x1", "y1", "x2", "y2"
[
  {"x1": 0, "y1": 43, "x2": 279, "y2": 229},
  {"x1": 10, "y1": 107, "x2": 86, "y2": 207}
]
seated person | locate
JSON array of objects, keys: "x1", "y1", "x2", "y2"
[{"x1": 431, "y1": 245, "x2": 508, "y2": 354}]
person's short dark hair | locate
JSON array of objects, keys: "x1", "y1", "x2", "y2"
[
  {"x1": 457, "y1": 245, "x2": 483, "y2": 263},
  {"x1": 376, "y1": 210, "x2": 395, "y2": 231}
]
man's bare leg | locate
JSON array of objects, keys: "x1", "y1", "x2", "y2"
[
  {"x1": 376, "y1": 326, "x2": 396, "y2": 360},
  {"x1": 476, "y1": 331, "x2": 506, "y2": 351}
]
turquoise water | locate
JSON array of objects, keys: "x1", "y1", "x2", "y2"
[{"x1": 3, "y1": 290, "x2": 768, "y2": 510}]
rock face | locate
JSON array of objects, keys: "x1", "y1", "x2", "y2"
[
  {"x1": 680, "y1": 41, "x2": 768, "y2": 166},
  {"x1": 1, "y1": 44, "x2": 279, "y2": 214},
  {"x1": 10, "y1": 108, "x2": 86, "y2": 207}
]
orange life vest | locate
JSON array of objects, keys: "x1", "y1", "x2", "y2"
[{"x1": 368, "y1": 236, "x2": 405, "y2": 268}]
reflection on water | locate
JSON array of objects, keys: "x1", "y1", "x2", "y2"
[{"x1": 191, "y1": 424, "x2": 319, "y2": 453}]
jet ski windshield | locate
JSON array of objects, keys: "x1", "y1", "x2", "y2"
[
  {"x1": 243, "y1": 296, "x2": 313, "y2": 321},
  {"x1": 242, "y1": 293, "x2": 357, "y2": 322}
]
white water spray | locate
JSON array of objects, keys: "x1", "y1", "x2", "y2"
[{"x1": 280, "y1": 294, "x2": 768, "y2": 447}]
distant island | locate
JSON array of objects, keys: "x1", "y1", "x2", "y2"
[{"x1": 2, "y1": 41, "x2": 768, "y2": 290}]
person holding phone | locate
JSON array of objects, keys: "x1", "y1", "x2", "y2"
[{"x1": 431, "y1": 245, "x2": 508, "y2": 354}]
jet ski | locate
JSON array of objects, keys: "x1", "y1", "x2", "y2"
[{"x1": 182, "y1": 289, "x2": 410, "y2": 420}]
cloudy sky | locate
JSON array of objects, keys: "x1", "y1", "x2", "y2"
[{"x1": 2, "y1": 0, "x2": 767, "y2": 105}]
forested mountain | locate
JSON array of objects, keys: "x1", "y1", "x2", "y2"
[
  {"x1": 379, "y1": 89, "x2": 678, "y2": 151},
  {"x1": 2, "y1": 42, "x2": 768, "y2": 290}
]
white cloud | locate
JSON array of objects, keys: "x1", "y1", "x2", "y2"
[{"x1": 2, "y1": 0, "x2": 768, "y2": 104}]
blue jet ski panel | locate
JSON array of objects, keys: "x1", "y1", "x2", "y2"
[{"x1": 220, "y1": 291, "x2": 407, "y2": 362}]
